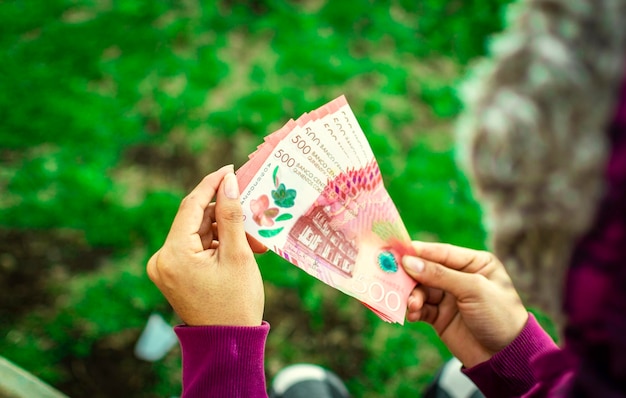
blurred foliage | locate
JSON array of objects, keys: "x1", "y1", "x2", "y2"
[{"x1": 0, "y1": 0, "x2": 516, "y2": 396}]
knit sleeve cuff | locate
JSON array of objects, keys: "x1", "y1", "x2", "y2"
[
  {"x1": 174, "y1": 321, "x2": 270, "y2": 398},
  {"x1": 462, "y1": 313, "x2": 559, "y2": 397}
]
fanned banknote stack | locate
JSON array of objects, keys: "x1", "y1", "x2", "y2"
[{"x1": 236, "y1": 95, "x2": 417, "y2": 324}]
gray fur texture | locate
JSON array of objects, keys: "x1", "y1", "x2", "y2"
[{"x1": 456, "y1": 0, "x2": 626, "y2": 325}]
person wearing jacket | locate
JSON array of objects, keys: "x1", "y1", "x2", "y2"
[{"x1": 147, "y1": 0, "x2": 626, "y2": 396}]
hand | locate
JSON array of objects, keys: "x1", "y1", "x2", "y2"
[
  {"x1": 402, "y1": 242, "x2": 528, "y2": 368},
  {"x1": 147, "y1": 165, "x2": 267, "y2": 327}
]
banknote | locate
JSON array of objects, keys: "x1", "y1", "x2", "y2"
[{"x1": 236, "y1": 95, "x2": 416, "y2": 324}]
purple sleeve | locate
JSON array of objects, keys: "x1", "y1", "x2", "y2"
[
  {"x1": 561, "y1": 69, "x2": 626, "y2": 396},
  {"x1": 174, "y1": 321, "x2": 270, "y2": 398},
  {"x1": 462, "y1": 314, "x2": 564, "y2": 397}
]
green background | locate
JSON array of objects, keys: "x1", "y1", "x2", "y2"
[{"x1": 0, "y1": 0, "x2": 526, "y2": 396}]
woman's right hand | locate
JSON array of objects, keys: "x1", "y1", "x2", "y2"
[{"x1": 402, "y1": 242, "x2": 529, "y2": 368}]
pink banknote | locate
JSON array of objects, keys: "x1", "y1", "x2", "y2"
[{"x1": 236, "y1": 95, "x2": 416, "y2": 324}]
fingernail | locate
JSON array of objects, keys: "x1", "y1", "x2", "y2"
[
  {"x1": 224, "y1": 173, "x2": 239, "y2": 199},
  {"x1": 218, "y1": 164, "x2": 235, "y2": 174},
  {"x1": 403, "y1": 257, "x2": 424, "y2": 273}
]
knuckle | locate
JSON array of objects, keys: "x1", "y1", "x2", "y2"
[
  {"x1": 223, "y1": 249, "x2": 253, "y2": 265},
  {"x1": 151, "y1": 249, "x2": 179, "y2": 282},
  {"x1": 441, "y1": 244, "x2": 453, "y2": 264},
  {"x1": 469, "y1": 273, "x2": 489, "y2": 290},
  {"x1": 430, "y1": 262, "x2": 447, "y2": 280},
  {"x1": 146, "y1": 252, "x2": 160, "y2": 283},
  {"x1": 478, "y1": 250, "x2": 494, "y2": 262},
  {"x1": 179, "y1": 194, "x2": 196, "y2": 210},
  {"x1": 478, "y1": 250, "x2": 500, "y2": 270},
  {"x1": 158, "y1": 259, "x2": 177, "y2": 280},
  {"x1": 220, "y1": 205, "x2": 244, "y2": 224}
]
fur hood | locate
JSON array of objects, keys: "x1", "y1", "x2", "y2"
[{"x1": 456, "y1": 0, "x2": 626, "y2": 324}]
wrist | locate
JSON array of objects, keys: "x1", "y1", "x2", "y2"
[
  {"x1": 180, "y1": 310, "x2": 264, "y2": 327},
  {"x1": 452, "y1": 311, "x2": 530, "y2": 369},
  {"x1": 460, "y1": 349, "x2": 495, "y2": 369}
]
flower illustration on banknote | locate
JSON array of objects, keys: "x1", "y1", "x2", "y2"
[
  {"x1": 250, "y1": 195, "x2": 279, "y2": 227},
  {"x1": 251, "y1": 166, "x2": 296, "y2": 238},
  {"x1": 272, "y1": 183, "x2": 296, "y2": 208}
]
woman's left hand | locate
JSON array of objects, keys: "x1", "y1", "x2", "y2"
[{"x1": 147, "y1": 165, "x2": 267, "y2": 327}]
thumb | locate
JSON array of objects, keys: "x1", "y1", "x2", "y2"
[
  {"x1": 402, "y1": 256, "x2": 482, "y2": 300},
  {"x1": 215, "y1": 170, "x2": 252, "y2": 261}
]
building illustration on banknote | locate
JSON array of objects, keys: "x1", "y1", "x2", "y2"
[{"x1": 288, "y1": 205, "x2": 358, "y2": 278}]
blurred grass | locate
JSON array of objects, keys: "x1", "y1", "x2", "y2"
[{"x1": 0, "y1": 0, "x2": 516, "y2": 396}]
